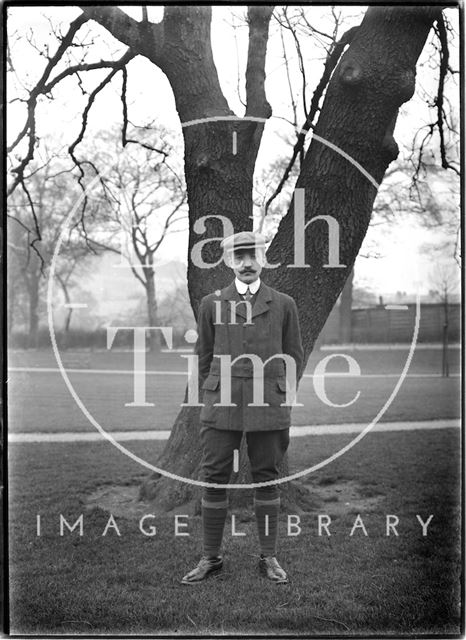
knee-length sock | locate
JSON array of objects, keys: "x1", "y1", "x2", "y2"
[
  {"x1": 202, "y1": 488, "x2": 228, "y2": 557},
  {"x1": 254, "y1": 488, "x2": 280, "y2": 557}
]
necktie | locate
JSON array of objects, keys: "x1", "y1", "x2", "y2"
[{"x1": 243, "y1": 288, "x2": 252, "y2": 302}]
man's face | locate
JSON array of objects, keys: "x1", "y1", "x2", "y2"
[{"x1": 229, "y1": 248, "x2": 263, "y2": 284}]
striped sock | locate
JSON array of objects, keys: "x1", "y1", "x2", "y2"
[
  {"x1": 254, "y1": 491, "x2": 280, "y2": 557},
  {"x1": 202, "y1": 489, "x2": 228, "y2": 557}
]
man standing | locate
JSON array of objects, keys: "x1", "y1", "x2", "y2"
[{"x1": 182, "y1": 231, "x2": 304, "y2": 585}]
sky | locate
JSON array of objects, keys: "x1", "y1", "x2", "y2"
[{"x1": 7, "y1": 5, "x2": 461, "y2": 302}]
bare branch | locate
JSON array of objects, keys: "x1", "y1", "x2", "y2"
[
  {"x1": 120, "y1": 68, "x2": 168, "y2": 157},
  {"x1": 79, "y1": 5, "x2": 164, "y2": 66},
  {"x1": 129, "y1": 262, "x2": 147, "y2": 289},
  {"x1": 69, "y1": 49, "x2": 134, "y2": 164},
  {"x1": 130, "y1": 220, "x2": 146, "y2": 267},
  {"x1": 279, "y1": 26, "x2": 298, "y2": 128},
  {"x1": 282, "y1": 8, "x2": 308, "y2": 116},
  {"x1": 151, "y1": 195, "x2": 187, "y2": 253},
  {"x1": 410, "y1": 13, "x2": 459, "y2": 182},
  {"x1": 435, "y1": 14, "x2": 459, "y2": 175},
  {"x1": 77, "y1": 234, "x2": 120, "y2": 257},
  {"x1": 265, "y1": 24, "x2": 359, "y2": 214},
  {"x1": 66, "y1": 48, "x2": 135, "y2": 231},
  {"x1": 299, "y1": 10, "x2": 335, "y2": 43},
  {"x1": 245, "y1": 6, "x2": 274, "y2": 118},
  {"x1": 7, "y1": 188, "x2": 45, "y2": 274},
  {"x1": 232, "y1": 15, "x2": 247, "y2": 109},
  {"x1": 7, "y1": 13, "x2": 89, "y2": 195},
  {"x1": 43, "y1": 58, "x2": 129, "y2": 94}
]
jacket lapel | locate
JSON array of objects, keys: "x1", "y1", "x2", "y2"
[{"x1": 251, "y1": 282, "x2": 272, "y2": 318}]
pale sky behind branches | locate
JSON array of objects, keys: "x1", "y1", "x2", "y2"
[{"x1": 7, "y1": 5, "x2": 460, "y2": 300}]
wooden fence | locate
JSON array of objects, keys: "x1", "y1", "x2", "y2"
[{"x1": 319, "y1": 302, "x2": 460, "y2": 344}]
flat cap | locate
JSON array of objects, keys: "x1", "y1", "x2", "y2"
[{"x1": 220, "y1": 231, "x2": 267, "y2": 253}]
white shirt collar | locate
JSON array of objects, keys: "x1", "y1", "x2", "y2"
[{"x1": 235, "y1": 277, "x2": 261, "y2": 295}]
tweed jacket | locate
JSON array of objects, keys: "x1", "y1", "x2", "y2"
[{"x1": 196, "y1": 280, "x2": 304, "y2": 432}]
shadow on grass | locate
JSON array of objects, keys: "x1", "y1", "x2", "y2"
[{"x1": 7, "y1": 428, "x2": 462, "y2": 635}]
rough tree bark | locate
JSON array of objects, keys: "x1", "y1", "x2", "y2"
[{"x1": 80, "y1": 5, "x2": 440, "y2": 512}]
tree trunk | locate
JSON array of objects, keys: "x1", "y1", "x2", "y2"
[
  {"x1": 28, "y1": 277, "x2": 40, "y2": 349},
  {"x1": 131, "y1": 6, "x2": 438, "y2": 512},
  {"x1": 63, "y1": 310, "x2": 73, "y2": 350},
  {"x1": 339, "y1": 268, "x2": 354, "y2": 343},
  {"x1": 145, "y1": 267, "x2": 158, "y2": 352},
  {"x1": 266, "y1": 7, "x2": 439, "y2": 360},
  {"x1": 64, "y1": 310, "x2": 72, "y2": 335},
  {"x1": 139, "y1": 390, "x2": 312, "y2": 514},
  {"x1": 57, "y1": 275, "x2": 72, "y2": 350}
]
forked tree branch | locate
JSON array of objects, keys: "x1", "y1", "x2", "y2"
[
  {"x1": 245, "y1": 6, "x2": 274, "y2": 118},
  {"x1": 411, "y1": 14, "x2": 459, "y2": 184},
  {"x1": 150, "y1": 195, "x2": 187, "y2": 254},
  {"x1": 43, "y1": 58, "x2": 128, "y2": 94},
  {"x1": 265, "y1": 24, "x2": 359, "y2": 214},
  {"x1": 279, "y1": 26, "x2": 298, "y2": 129},
  {"x1": 435, "y1": 14, "x2": 459, "y2": 175},
  {"x1": 79, "y1": 5, "x2": 164, "y2": 65},
  {"x1": 7, "y1": 14, "x2": 89, "y2": 196},
  {"x1": 120, "y1": 67, "x2": 168, "y2": 157},
  {"x1": 68, "y1": 48, "x2": 135, "y2": 167},
  {"x1": 66, "y1": 48, "x2": 135, "y2": 230},
  {"x1": 281, "y1": 8, "x2": 309, "y2": 116}
]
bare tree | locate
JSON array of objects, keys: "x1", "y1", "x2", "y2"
[
  {"x1": 7, "y1": 6, "x2": 455, "y2": 510},
  {"x1": 91, "y1": 129, "x2": 187, "y2": 351},
  {"x1": 8, "y1": 160, "x2": 69, "y2": 346},
  {"x1": 428, "y1": 260, "x2": 460, "y2": 377},
  {"x1": 7, "y1": 153, "x2": 98, "y2": 346}
]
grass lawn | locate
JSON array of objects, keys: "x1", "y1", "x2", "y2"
[
  {"x1": 7, "y1": 428, "x2": 461, "y2": 635},
  {"x1": 8, "y1": 345, "x2": 461, "y2": 375},
  {"x1": 8, "y1": 369, "x2": 461, "y2": 433}
]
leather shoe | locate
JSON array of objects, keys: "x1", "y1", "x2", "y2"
[
  {"x1": 181, "y1": 556, "x2": 223, "y2": 585},
  {"x1": 259, "y1": 555, "x2": 288, "y2": 583}
]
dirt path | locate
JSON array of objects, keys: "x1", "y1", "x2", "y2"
[{"x1": 8, "y1": 419, "x2": 460, "y2": 443}]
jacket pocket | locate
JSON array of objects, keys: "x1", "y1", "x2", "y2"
[{"x1": 202, "y1": 375, "x2": 220, "y2": 391}]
